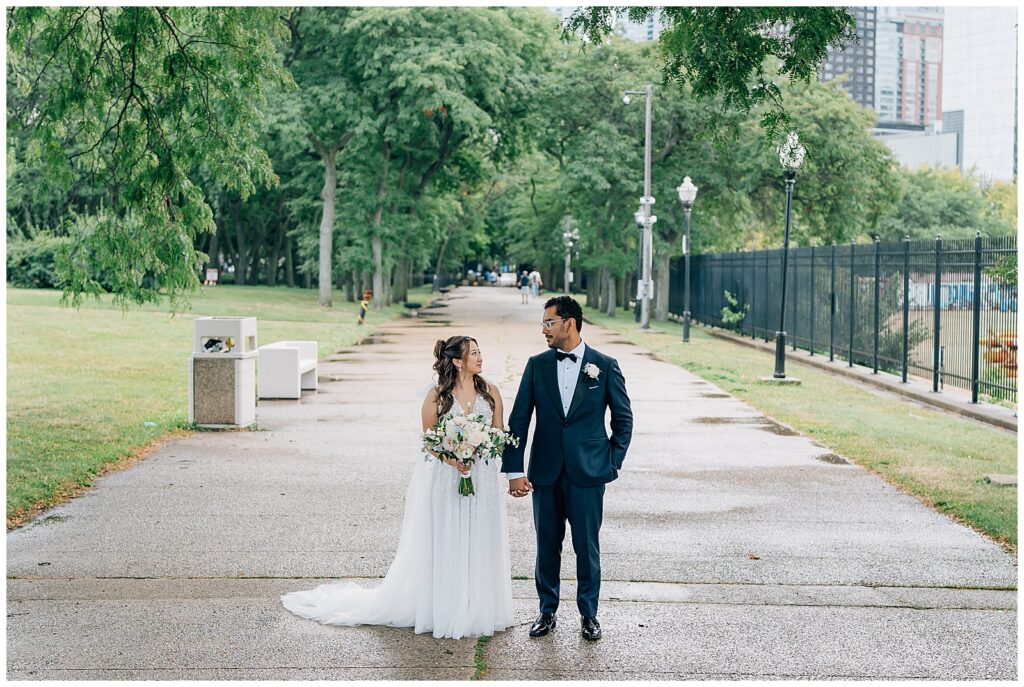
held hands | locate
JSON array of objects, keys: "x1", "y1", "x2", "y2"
[{"x1": 508, "y1": 476, "x2": 532, "y2": 498}]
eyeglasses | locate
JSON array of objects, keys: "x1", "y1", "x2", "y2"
[{"x1": 541, "y1": 318, "x2": 568, "y2": 330}]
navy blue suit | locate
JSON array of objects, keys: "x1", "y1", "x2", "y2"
[{"x1": 503, "y1": 345, "x2": 633, "y2": 618}]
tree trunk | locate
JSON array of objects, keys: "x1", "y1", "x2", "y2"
[
  {"x1": 303, "y1": 268, "x2": 311, "y2": 289},
  {"x1": 218, "y1": 206, "x2": 236, "y2": 266},
  {"x1": 605, "y1": 274, "x2": 617, "y2": 316},
  {"x1": 654, "y1": 251, "x2": 670, "y2": 321},
  {"x1": 267, "y1": 224, "x2": 283, "y2": 286},
  {"x1": 233, "y1": 199, "x2": 247, "y2": 286},
  {"x1": 433, "y1": 230, "x2": 452, "y2": 291},
  {"x1": 601, "y1": 266, "x2": 611, "y2": 312},
  {"x1": 371, "y1": 234, "x2": 384, "y2": 308},
  {"x1": 205, "y1": 226, "x2": 220, "y2": 277},
  {"x1": 284, "y1": 234, "x2": 295, "y2": 287},
  {"x1": 384, "y1": 260, "x2": 394, "y2": 306},
  {"x1": 620, "y1": 271, "x2": 629, "y2": 311},
  {"x1": 371, "y1": 142, "x2": 390, "y2": 310},
  {"x1": 347, "y1": 270, "x2": 357, "y2": 302},
  {"x1": 586, "y1": 270, "x2": 599, "y2": 309},
  {"x1": 316, "y1": 147, "x2": 337, "y2": 307},
  {"x1": 394, "y1": 256, "x2": 410, "y2": 302},
  {"x1": 249, "y1": 235, "x2": 263, "y2": 287}
]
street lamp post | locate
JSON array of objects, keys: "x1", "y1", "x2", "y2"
[
  {"x1": 633, "y1": 208, "x2": 644, "y2": 322},
  {"x1": 562, "y1": 220, "x2": 579, "y2": 295},
  {"x1": 773, "y1": 132, "x2": 806, "y2": 380},
  {"x1": 676, "y1": 176, "x2": 698, "y2": 342},
  {"x1": 624, "y1": 83, "x2": 655, "y2": 329}
]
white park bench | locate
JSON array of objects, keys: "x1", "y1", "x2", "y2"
[{"x1": 258, "y1": 340, "x2": 318, "y2": 399}]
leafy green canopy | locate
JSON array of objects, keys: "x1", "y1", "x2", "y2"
[
  {"x1": 7, "y1": 7, "x2": 291, "y2": 308},
  {"x1": 562, "y1": 7, "x2": 857, "y2": 141}
]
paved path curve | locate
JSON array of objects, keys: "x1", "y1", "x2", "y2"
[{"x1": 7, "y1": 287, "x2": 1016, "y2": 679}]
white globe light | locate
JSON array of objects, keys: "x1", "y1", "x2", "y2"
[
  {"x1": 622, "y1": 94, "x2": 631, "y2": 105},
  {"x1": 677, "y1": 176, "x2": 698, "y2": 206}
]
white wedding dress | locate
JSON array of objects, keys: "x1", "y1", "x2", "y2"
[{"x1": 281, "y1": 394, "x2": 514, "y2": 639}]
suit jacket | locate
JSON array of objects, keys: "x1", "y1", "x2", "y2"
[{"x1": 502, "y1": 345, "x2": 633, "y2": 487}]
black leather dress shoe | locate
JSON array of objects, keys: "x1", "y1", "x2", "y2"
[
  {"x1": 581, "y1": 616, "x2": 602, "y2": 641},
  {"x1": 528, "y1": 612, "x2": 557, "y2": 637}
]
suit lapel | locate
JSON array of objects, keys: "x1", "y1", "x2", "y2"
[
  {"x1": 540, "y1": 351, "x2": 565, "y2": 420},
  {"x1": 565, "y1": 347, "x2": 592, "y2": 421}
]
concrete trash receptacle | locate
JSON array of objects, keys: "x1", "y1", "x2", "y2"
[{"x1": 188, "y1": 317, "x2": 258, "y2": 428}]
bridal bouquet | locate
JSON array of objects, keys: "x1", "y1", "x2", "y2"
[{"x1": 423, "y1": 409, "x2": 519, "y2": 497}]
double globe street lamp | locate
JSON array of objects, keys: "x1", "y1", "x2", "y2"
[
  {"x1": 772, "y1": 132, "x2": 807, "y2": 381},
  {"x1": 676, "y1": 176, "x2": 698, "y2": 342}
]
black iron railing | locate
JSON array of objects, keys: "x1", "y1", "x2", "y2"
[{"x1": 670, "y1": 235, "x2": 1018, "y2": 404}]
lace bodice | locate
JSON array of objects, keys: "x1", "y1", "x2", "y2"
[{"x1": 445, "y1": 394, "x2": 494, "y2": 426}]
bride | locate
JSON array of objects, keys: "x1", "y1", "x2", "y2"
[{"x1": 281, "y1": 335, "x2": 514, "y2": 639}]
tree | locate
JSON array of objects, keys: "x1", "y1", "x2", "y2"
[
  {"x1": 562, "y1": 6, "x2": 857, "y2": 140},
  {"x1": 877, "y1": 166, "x2": 1017, "y2": 241},
  {"x1": 7, "y1": 7, "x2": 291, "y2": 307},
  {"x1": 735, "y1": 76, "x2": 903, "y2": 247},
  {"x1": 333, "y1": 7, "x2": 555, "y2": 309},
  {"x1": 279, "y1": 7, "x2": 363, "y2": 306}
]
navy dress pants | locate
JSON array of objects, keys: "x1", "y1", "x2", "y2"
[{"x1": 532, "y1": 468, "x2": 605, "y2": 618}]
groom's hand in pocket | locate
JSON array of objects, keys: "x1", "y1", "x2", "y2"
[{"x1": 508, "y1": 477, "x2": 532, "y2": 497}]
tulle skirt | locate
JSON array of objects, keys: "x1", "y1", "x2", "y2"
[{"x1": 281, "y1": 454, "x2": 514, "y2": 639}]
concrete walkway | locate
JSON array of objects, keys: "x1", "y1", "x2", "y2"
[{"x1": 7, "y1": 287, "x2": 1017, "y2": 680}]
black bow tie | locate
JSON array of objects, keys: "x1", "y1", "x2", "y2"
[{"x1": 556, "y1": 351, "x2": 578, "y2": 363}]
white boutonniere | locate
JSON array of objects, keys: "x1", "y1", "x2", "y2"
[{"x1": 583, "y1": 363, "x2": 601, "y2": 380}]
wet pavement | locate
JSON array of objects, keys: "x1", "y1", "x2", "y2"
[{"x1": 7, "y1": 287, "x2": 1017, "y2": 679}]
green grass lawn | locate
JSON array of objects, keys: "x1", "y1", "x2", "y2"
[
  {"x1": 6, "y1": 283, "x2": 435, "y2": 528},
  {"x1": 586, "y1": 304, "x2": 1018, "y2": 552}
]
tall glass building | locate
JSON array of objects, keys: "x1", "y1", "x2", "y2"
[{"x1": 874, "y1": 7, "x2": 945, "y2": 126}]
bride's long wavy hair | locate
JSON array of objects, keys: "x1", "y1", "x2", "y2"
[{"x1": 433, "y1": 335, "x2": 495, "y2": 416}]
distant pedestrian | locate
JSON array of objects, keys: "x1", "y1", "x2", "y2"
[
  {"x1": 519, "y1": 270, "x2": 530, "y2": 304},
  {"x1": 528, "y1": 269, "x2": 543, "y2": 299}
]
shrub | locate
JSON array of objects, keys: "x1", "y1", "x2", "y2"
[{"x1": 6, "y1": 234, "x2": 70, "y2": 288}]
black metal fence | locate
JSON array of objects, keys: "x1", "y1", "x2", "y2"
[{"x1": 670, "y1": 235, "x2": 1018, "y2": 404}]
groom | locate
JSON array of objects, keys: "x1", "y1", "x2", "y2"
[{"x1": 503, "y1": 295, "x2": 633, "y2": 641}]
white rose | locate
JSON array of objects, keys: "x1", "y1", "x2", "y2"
[
  {"x1": 466, "y1": 429, "x2": 488, "y2": 447},
  {"x1": 451, "y1": 415, "x2": 468, "y2": 426},
  {"x1": 455, "y1": 443, "x2": 474, "y2": 460},
  {"x1": 584, "y1": 363, "x2": 601, "y2": 379}
]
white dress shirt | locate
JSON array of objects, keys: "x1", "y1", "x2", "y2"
[{"x1": 506, "y1": 341, "x2": 586, "y2": 481}]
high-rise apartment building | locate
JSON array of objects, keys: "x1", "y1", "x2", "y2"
[
  {"x1": 941, "y1": 7, "x2": 1018, "y2": 181},
  {"x1": 873, "y1": 7, "x2": 944, "y2": 126},
  {"x1": 819, "y1": 7, "x2": 877, "y2": 110}
]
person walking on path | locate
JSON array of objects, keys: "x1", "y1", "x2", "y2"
[
  {"x1": 281, "y1": 336, "x2": 514, "y2": 639},
  {"x1": 528, "y1": 269, "x2": 543, "y2": 299},
  {"x1": 519, "y1": 270, "x2": 530, "y2": 304},
  {"x1": 502, "y1": 295, "x2": 633, "y2": 642}
]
